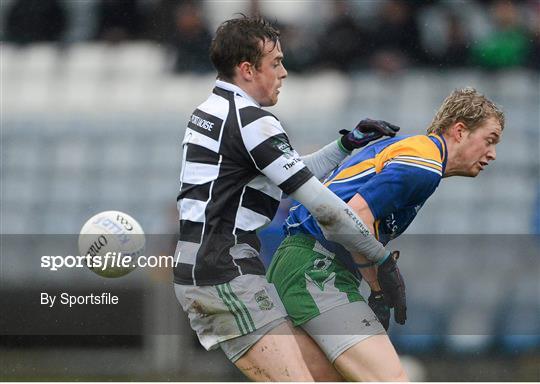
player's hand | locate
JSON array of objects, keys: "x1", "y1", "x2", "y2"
[
  {"x1": 339, "y1": 119, "x2": 400, "y2": 151},
  {"x1": 377, "y1": 251, "x2": 407, "y2": 325},
  {"x1": 368, "y1": 290, "x2": 390, "y2": 331}
]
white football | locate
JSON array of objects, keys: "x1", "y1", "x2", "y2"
[{"x1": 78, "y1": 211, "x2": 145, "y2": 278}]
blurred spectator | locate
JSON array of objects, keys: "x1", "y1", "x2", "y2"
[
  {"x1": 5, "y1": 0, "x2": 67, "y2": 45},
  {"x1": 278, "y1": 24, "x2": 317, "y2": 73},
  {"x1": 168, "y1": 1, "x2": 212, "y2": 73},
  {"x1": 247, "y1": 0, "x2": 315, "y2": 73},
  {"x1": 436, "y1": 13, "x2": 471, "y2": 68},
  {"x1": 61, "y1": 0, "x2": 99, "y2": 43},
  {"x1": 144, "y1": 0, "x2": 181, "y2": 42},
  {"x1": 525, "y1": 0, "x2": 540, "y2": 69},
  {"x1": 471, "y1": 0, "x2": 532, "y2": 69},
  {"x1": 370, "y1": 0, "x2": 424, "y2": 73},
  {"x1": 314, "y1": 0, "x2": 369, "y2": 71},
  {"x1": 528, "y1": 27, "x2": 540, "y2": 70},
  {"x1": 95, "y1": 0, "x2": 143, "y2": 43},
  {"x1": 1, "y1": 0, "x2": 537, "y2": 73}
]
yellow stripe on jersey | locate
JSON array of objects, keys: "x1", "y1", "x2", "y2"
[
  {"x1": 374, "y1": 135, "x2": 443, "y2": 173},
  {"x1": 392, "y1": 155, "x2": 442, "y2": 168},
  {"x1": 389, "y1": 158, "x2": 442, "y2": 172},
  {"x1": 324, "y1": 135, "x2": 444, "y2": 186},
  {"x1": 328, "y1": 159, "x2": 376, "y2": 183}
]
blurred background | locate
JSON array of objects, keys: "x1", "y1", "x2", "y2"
[{"x1": 1, "y1": 0, "x2": 539, "y2": 381}]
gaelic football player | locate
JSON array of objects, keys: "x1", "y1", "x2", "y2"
[
  {"x1": 268, "y1": 87, "x2": 504, "y2": 381},
  {"x1": 174, "y1": 15, "x2": 400, "y2": 381}
]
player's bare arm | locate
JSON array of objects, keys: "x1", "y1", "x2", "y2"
[
  {"x1": 348, "y1": 190, "x2": 407, "y2": 327},
  {"x1": 347, "y1": 194, "x2": 380, "y2": 283},
  {"x1": 347, "y1": 193, "x2": 397, "y2": 331}
]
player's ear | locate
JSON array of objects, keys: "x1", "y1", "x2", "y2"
[
  {"x1": 237, "y1": 61, "x2": 254, "y2": 81},
  {"x1": 452, "y1": 122, "x2": 467, "y2": 143}
]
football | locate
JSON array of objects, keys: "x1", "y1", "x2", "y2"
[{"x1": 78, "y1": 211, "x2": 145, "y2": 278}]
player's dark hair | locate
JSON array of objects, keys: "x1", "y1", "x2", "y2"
[
  {"x1": 427, "y1": 87, "x2": 505, "y2": 135},
  {"x1": 210, "y1": 15, "x2": 280, "y2": 82}
]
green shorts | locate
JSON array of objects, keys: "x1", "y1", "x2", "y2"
[{"x1": 267, "y1": 234, "x2": 364, "y2": 327}]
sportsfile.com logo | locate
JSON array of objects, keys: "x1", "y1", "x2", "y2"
[{"x1": 40, "y1": 253, "x2": 175, "y2": 271}]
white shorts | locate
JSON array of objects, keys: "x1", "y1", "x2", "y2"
[
  {"x1": 301, "y1": 301, "x2": 386, "y2": 363},
  {"x1": 174, "y1": 274, "x2": 288, "y2": 352}
]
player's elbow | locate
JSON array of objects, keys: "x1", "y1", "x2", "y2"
[{"x1": 312, "y1": 204, "x2": 340, "y2": 228}]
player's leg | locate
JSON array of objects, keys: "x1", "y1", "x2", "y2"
[
  {"x1": 229, "y1": 319, "x2": 343, "y2": 381},
  {"x1": 291, "y1": 322, "x2": 345, "y2": 381},
  {"x1": 334, "y1": 333, "x2": 407, "y2": 381},
  {"x1": 302, "y1": 301, "x2": 408, "y2": 382},
  {"x1": 267, "y1": 234, "x2": 406, "y2": 381},
  {"x1": 219, "y1": 300, "x2": 341, "y2": 380},
  {"x1": 175, "y1": 275, "x2": 326, "y2": 381},
  {"x1": 232, "y1": 320, "x2": 314, "y2": 381}
]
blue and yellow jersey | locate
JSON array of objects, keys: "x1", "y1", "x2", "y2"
[{"x1": 284, "y1": 134, "x2": 447, "y2": 267}]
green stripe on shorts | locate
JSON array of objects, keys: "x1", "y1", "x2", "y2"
[
  {"x1": 216, "y1": 284, "x2": 248, "y2": 334},
  {"x1": 224, "y1": 282, "x2": 256, "y2": 333},
  {"x1": 267, "y1": 234, "x2": 364, "y2": 326}
]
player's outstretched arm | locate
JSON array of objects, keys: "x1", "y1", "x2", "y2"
[
  {"x1": 301, "y1": 141, "x2": 349, "y2": 180},
  {"x1": 339, "y1": 119, "x2": 400, "y2": 152},
  {"x1": 290, "y1": 176, "x2": 388, "y2": 264},
  {"x1": 301, "y1": 119, "x2": 400, "y2": 180}
]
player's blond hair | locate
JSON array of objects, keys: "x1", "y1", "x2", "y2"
[{"x1": 427, "y1": 87, "x2": 505, "y2": 135}]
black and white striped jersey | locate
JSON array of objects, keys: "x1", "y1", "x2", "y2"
[{"x1": 174, "y1": 80, "x2": 313, "y2": 285}]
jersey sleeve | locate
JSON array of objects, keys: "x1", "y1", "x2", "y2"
[
  {"x1": 358, "y1": 158, "x2": 442, "y2": 220},
  {"x1": 239, "y1": 106, "x2": 313, "y2": 195}
]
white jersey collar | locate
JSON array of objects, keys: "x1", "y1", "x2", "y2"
[{"x1": 215, "y1": 80, "x2": 260, "y2": 107}]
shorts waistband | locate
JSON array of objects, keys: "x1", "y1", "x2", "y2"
[
  {"x1": 279, "y1": 233, "x2": 317, "y2": 249},
  {"x1": 280, "y1": 234, "x2": 336, "y2": 259}
]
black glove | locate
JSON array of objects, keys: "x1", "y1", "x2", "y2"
[
  {"x1": 377, "y1": 251, "x2": 407, "y2": 325},
  {"x1": 339, "y1": 119, "x2": 400, "y2": 151},
  {"x1": 368, "y1": 290, "x2": 390, "y2": 331}
]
